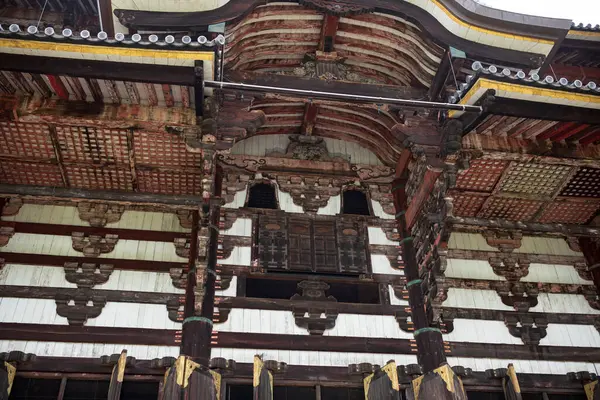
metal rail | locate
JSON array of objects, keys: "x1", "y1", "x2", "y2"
[{"x1": 204, "y1": 80, "x2": 482, "y2": 113}]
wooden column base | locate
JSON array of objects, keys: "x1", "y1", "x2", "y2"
[
  {"x1": 162, "y1": 356, "x2": 221, "y2": 400},
  {"x1": 412, "y1": 364, "x2": 467, "y2": 400}
]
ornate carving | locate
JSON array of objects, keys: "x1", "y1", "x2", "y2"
[
  {"x1": 176, "y1": 210, "x2": 194, "y2": 229},
  {"x1": 505, "y1": 314, "x2": 548, "y2": 345},
  {"x1": 406, "y1": 154, "x2": 428, "y2": 206},
  {"x1": 194, "y1": 262, "x2": 208, "y2": 314},
  {"x1": 291, "y1": 280, "x2": 338, "y2": 335},
  {"x1": 71, "y1": 232, "x2": 118, "y2": 257},
  {"x1": 64, "y1": 262, "x2": 113, "y2": 288},
  {"x1": 567, "y1": 371, "x2": 597, "y2": 383},
  {"x1": 222, "y1": 173, "x2": 250, "y2": 204},
  {"x1": 483, "y1": 230, "x2": 523, "y2": 252},
  {"x1": 493, "y1": 282, "x2": 539, "y2": 312},
  {"x1": 440, "y1": 118, "x2": 464, "y2": 157},
  {"x1": 76, "y1": 202, "x2": 125, "y2": 227},
  {"x1": 1, "y1": 197, "x2": 23, "y2": 216},
  {"x1": 276, "y1": 175, "x2": 342, "y2": 213},
  {"x1": 283, "y1": 56, "x2": 379, "y2": 83},
  {"x1": 299, "y1": 0, "x2": 374, "y2": 16},
  {"x1": 174, "y1": 238, "x2": 190, "y2": 258},
  {"x1": 217, "y1": 154, "x2": 266, "y2": 173},
  {"x1": 55, "y1": 293, "x2": 106, "y2": 325},
  {"x1": 167, "y1": 298, "x2": 184, "y2": 322},
  {"x1": 380, "y1": 220, "x2": 400, "y2": 242},
  {"x1": 169, "y1": 267, "x2": 187, "y2": 289},
  {"x1": 369, "y1": 184, "x2": 395, "y2": 215},
  {"x1": 566, "y1": 237, "x2": 582, "y2": 253},
  {"x1": 267, "y1": 135, "x2": 345, "y2": 162},
  {"x1": 351, "y1": 165, "x2": 395, "y2": 181},
  {"x1": 0, "y1": 226, "x2": 15, "y2": 247},
  {"x1": 488, "y1": 255, "x2": 530, "y2": 282}
]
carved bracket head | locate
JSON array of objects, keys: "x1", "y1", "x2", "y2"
[
  {"x1": 150, "y1": 357, "x2": 177, "y2": 369},
  {"x1": 55, "y1": 294, "x2": 107, "y2": 325},
  {"x1": 100, "y1": 352, "x2": 136, "y2": 368},
  {"x1": 565, "y1": 237, "x2": 582, "y2": 253},
  {"x1": 489, "y1": 255, "x2": 530, "y2": 282},
  {"x1": 176, "y1": 210, "x2": 194, "y2": 229},
  {"x1": 169, "y1": 267, "x2": 187, "y2": 290},
  {"x1": 210, "y1": 357, "x2": 236, "y2": 375},
  {"x1": 222, "y1": 173, "x2": 250, "y2": 205},
  {"x1": 397, "y1": 364, "x2": 423, "y2": 380},
  {"x1": 174, "y1": 238, "x2": 191, "y2": 259},
  {"x1": 71, "y1": 232, "x2": 118, "y2": 257},
  {"x1": 77, "y1": 202, "x2": 125, "y2": 227},
  {"x1": 263, "y1": 360, "x2": 288, "y2": 375},
  {"x1": 219, "y1": 210, "x2": 239, "y2": 231},
  {"x1": 505, "y1": 314, "x2": 548, "y2": 345},
  {"x1": 1, "y1": 197, "x2": 23, "y2": 216},
  {"x1": 276, "y1": 175, "x2": 341, "y2": 213},
  {"x1": 567, "y1": 371, "x2": 598, "y2": 384},
  {"x1": 0, "y1": 351, "x2": 36, "y2": 364},
  {"x1": 166, "y1": 298, "x2": 184, "y2": 323},
  {"x1": 483, "y1": 230, "x2": 523, "y2": 252},
  {"x1": 494, "y1": 282, "x2": 539, "y2": 312},
  {"x1": 348, "y1": 363, "x2": 381, "y2": 376},
  {"x1": 214, "y1": 298, "x2": 232, "y2": 324},
  {"x1": 64, "y1": 262, "x2": 113, "y2": 288},
  {"x1": 291, "y1": 280, "x2": 338, "y2": 335},
  {"x1": 0, "y1": 225, "x2": 15, "y2": 247}
]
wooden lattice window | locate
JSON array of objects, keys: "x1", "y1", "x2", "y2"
[{"x1": 256, "y1": 214, "x2": 370, "y2": 274}]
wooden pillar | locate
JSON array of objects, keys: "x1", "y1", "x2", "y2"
[
  {"x1": 363, "y1": 361, "x2": 401, "y2": 399},
  {"x1": 392, "y1": 166, "x2": 467, "y2": 399},
  {"x1": 487, "y1": 364, "x2": 523, "y2": 400},
  {"x1": 253, "y1": 355, "x2": 287, "y2": 400},
  {"x1": 107, "y1": 350, "x2": 128, "y2": 400}
]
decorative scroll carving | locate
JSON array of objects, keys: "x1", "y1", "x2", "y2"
[
  {"x1": 369, "y1": 184, "x2": 395, "y2": 215},
  {"x1": 493, "y1": 282, "x2": 539, "y2": 312},
  {"x1": 64, "y1": 262, "x2": 113, "y2": 288},
  {"x1": 566, "y1": 237, "x2": 582, "y2": 253},
  {"x1": 298, "y1": 0, "x2": 374, "y2": 16},
  {"x1": 217, "y1": 154, "x2": 266, "y2": 173},
  {"x1": 174, "y1": 238, "x2": 190, "y2": 258},
  {"x1": 291, "y1": 280, "x2": 338, "y2": 335},
  {"x1": 77, "y1": 202, "x2": 125, "y2": 227},
  {"x1": 488, "y1": 255, "x2": 530, "y2": 282},
  {"x1": 440, "y1": 118, "x2": 464, "y2": 157},
  {"x1": 0, "y1": 226, "x2": 14, "y2": 247},
  {"x1": 276, "y1": 175, "x2": 342, "y2": 213},
  {"x1": 483, "y1": 230, "x2": 523, "y2": 252},
  {"x1": 216, "y1": 94, "x2": 266, "y2": 150},
  {"x1": 169, "y1": 267, "x2": 187, "y2": 289},
  {"x1": 222, "y1": 173, "x2": 250, "y2": 204},
  {"x1": 55, "y1": 294, "x2": 106, "y2": 325},
  {"x1": 267, "y1": 135, "x2": 342, "y2": 162},
  {"x1": 1, "y1": 197, "x2": 23, "y2": 216},
  {"x1": 351, "y1": 165, "x2": 395, "y2": 181},
  {"x1": 505, "y1": 315, "x2": 548, "y2": 345},
  {"x1": 406, "y1": 154, "x2": 428, "y2": 206},
  {"x1": 166, "y1": 298, "x2": 183, "y2": 322},
  {"x1": 176, "y1": 210, "x2": 194, "y2": 229},
  {"x1": 71, "y1": 232, "x2": 118, "y2": 257}
]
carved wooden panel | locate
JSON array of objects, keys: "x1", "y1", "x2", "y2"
[{"x1": 257, "y1": 215, "x2": 288, "y2": 270}]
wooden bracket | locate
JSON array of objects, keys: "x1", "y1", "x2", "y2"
[
  {"x1": 209, "y1": 357, "x2": 236, "y2": 376},
  {"x1": 166, "y1": 298, "x2": 184, "y2": 323},
  {"x1": 488, "y1": 255, "x2": 530, "y2": 282},
  {"x1": 174, "y1": 238, "x2": 191, "y2": 258},
  {"x1": 77, "y1": 202, "x2": 125, "y2": 227},
  {"x1": 55, "y1": 293, "x2": 107, "y2": 325},
  {"x1": 348, "y1": 362, "x2": 380, "y2": 376},
  {"x1": 0, "y1": 226, "x2": 15, "y2": 247},
  {"x1": 72, "y1": 232, "x2": 118, "y2": 257},
  {"x1": 1, "y1": 197, "x2": 23, "y2": 216},
  {"x1": 291, "y1": 280, "x2": 338, "y2": 335},
  {"x1": 169, "y1": 267, "x2": 187, "y2": 290},
  {"x1": 493, "y1": 282, "x2": 539, "y2": 312},
  {"x1": 0, "y1": 351, "x2": 36, "y2": 364},
  {"x1": 483, "y1": 230, "x2": 523, "y2": 252},
  {"x1": 505, "y1": 314, "x2": 548, "y2": 345},
  {"x1": 64, "y1": 262, "x2": 113, "y2": 288}
]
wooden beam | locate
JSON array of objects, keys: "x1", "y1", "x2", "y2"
[
  {"x1": 98, "y1": 0, "x2": 115, "y2": 37},
  {"x1": 301, "y1": 103, "x2": 319, "y2": 135},
  {"x1": 0, "y1": 253, "x2": 183, "y2": 272},
  {"x1": 1, "y1": 54, "x2": 194, "y2": 85},
  {"x1": 0, "y1": 184, "x2": 202, "y2": 208},
  {"x1": 486, "y1": 97, "x2": 600, "y2": 125},
  {"x1": 0, "y1": 221, "x2": 188, "y2": 242},
  {"x1": 319, "y1": 15, "x2": 339, "y2": 52}
]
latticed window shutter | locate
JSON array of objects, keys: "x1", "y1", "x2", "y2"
[
  {"x1": 253, "y1": 355, "x2": 273, "y2": 400},
  {"x1": 313, "y1": 220, "x2": 339, "y2": 273},
  {"x1": 257, "y1": 215, "x2": 288, "y2": 270},
  {"x1": 363, "y1": 361, "x2": 401, "y2": 400},
  {"x1": 288, "y1": 218, "x2": 313, "y2": 271},
  {"x1": 337, "y1": 219, "x2": 370, "y2": 274}
]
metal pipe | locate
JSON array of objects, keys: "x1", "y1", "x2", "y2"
[{"x1": 204, "y1": 80, "x2": 482, "y2": 113}]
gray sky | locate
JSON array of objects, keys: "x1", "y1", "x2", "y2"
[{"x1": 475, "y1": 0, "x2": 599, "y2": 25}]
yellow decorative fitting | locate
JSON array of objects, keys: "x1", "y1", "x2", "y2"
[
  {"x1": 585, "y1": 380, "x2": 597, "y2": 400},
  {"x1": 174, "y1": 355, "x2": 200, "y2": 388},
  {"x1": 435, "y1": 364, "x2": 456, "y2": 393},
  {"x1": 5, "y1": 362, "x2": 16, "y2": 395},
  {"x1": 210, "y1": 370, "x2": 222, "y2": 400},
  {"x1": 382, "y1": 361, "x2": 400, "y2": 391},
  {"x1": 412, "y1": 374, "x2": 424, "y2": 400},
  {"x1": 253, "y1": 355, "x2": 263, "y2": 388},
  {"x1": 363, "y1": 374, "x2": 373, "y2": 400},
  {"x1": 116, "y1": 351, "x2": 127, "y2": 382},
  {"x1": 506, "y1": 364, "x2": 521, "y2": 393}
]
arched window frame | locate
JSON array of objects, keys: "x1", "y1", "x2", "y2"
[
  {"x1": 340, "y1": 184, "x2": 373, "y2": 216},
  {"x1": 244, "y1": 179, "x2": 279, "y2": 210}
]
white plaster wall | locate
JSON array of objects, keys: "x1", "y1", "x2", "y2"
[
  {"x1": 371, "y1": 254, "x2": 404, "y2": 276},
  {"x1": 445, "y1": 259, "x2": 505, "y2": 281},
  {"x1": 220, "y1": 218, "x2": 252, "y2": 237},
  {"x1": 220, "y1": 246, "x2": 251, "y2": 266},
  {"x1": 368, "y1": 227, "x2": 399, "y2": 246}
]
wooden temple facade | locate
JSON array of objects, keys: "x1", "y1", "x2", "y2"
[{"x1": 0, "y1": 0, "x2": 600, "y2": 399}]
